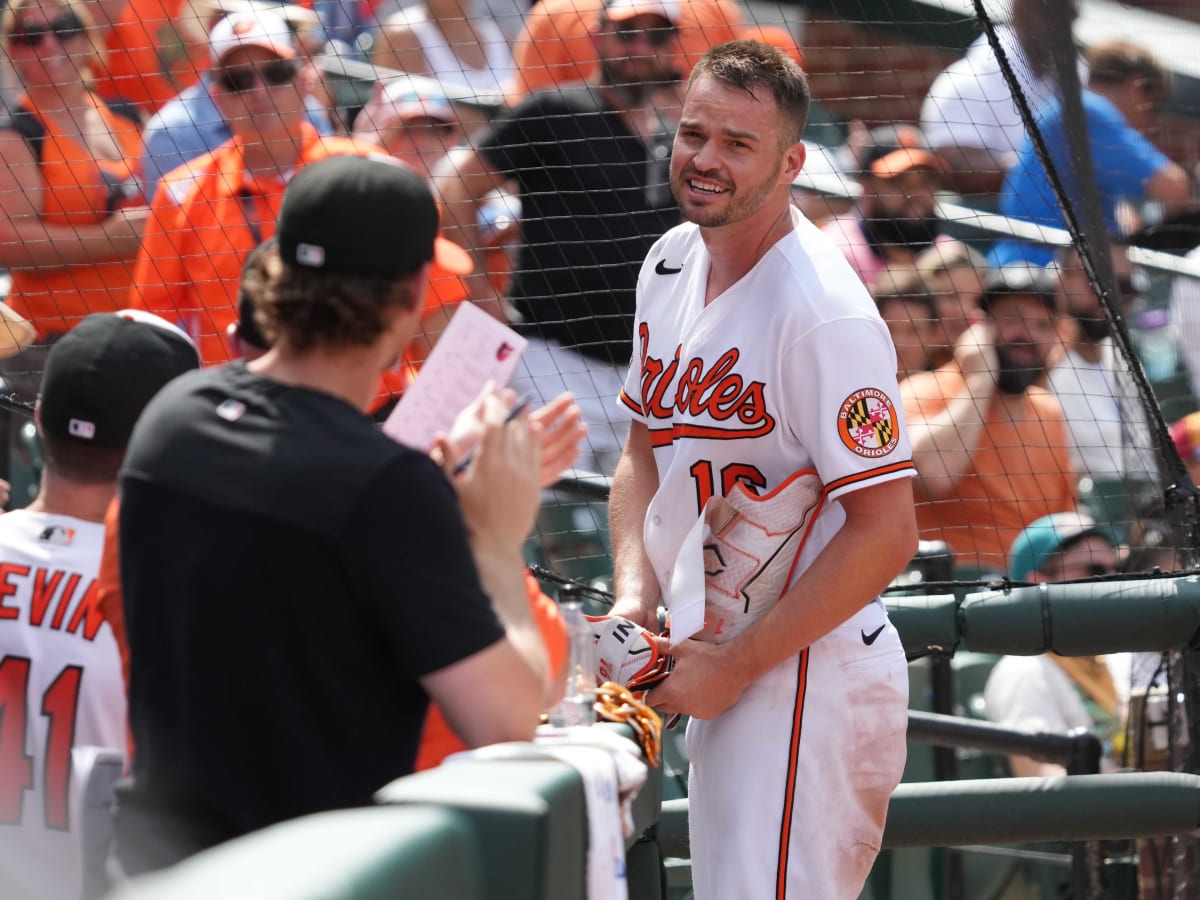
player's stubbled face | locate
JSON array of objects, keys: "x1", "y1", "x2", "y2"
[{"x1": 671, "y1": 74, "x2": 791, "y2": 228}]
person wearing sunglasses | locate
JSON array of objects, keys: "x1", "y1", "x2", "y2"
[
  {"x1": 984, "y1": 511, "x2": 1124, "y2": 779},
  {"x1": 129, "y1": 8, "x2": 377, "y2": 371},
  {"x1": 0, "y1": 0, "x2": 150, "y2": 402},
  {"x1": 139, "y1": 2, "x2": 337, "y2": 202},
  {"x1": 435, "y1": 0, "x2": 686, "y2": 475}
]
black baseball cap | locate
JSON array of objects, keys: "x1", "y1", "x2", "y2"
[
  {"x1": 276, "y1": 154, "x2": 471, "y2": 279},
  {"x1": 39, "y1": 312, "x2": 201, "y2": 448},
  {"x1": 980, "y1": 264, "x2": 1058, "y2": 312}
]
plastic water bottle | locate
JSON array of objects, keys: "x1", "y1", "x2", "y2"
[
  {"x1": 548, "y1": 585, "x2": 596, "y2": 727},
  {"x1": 1134, "y1": 308, "x2": 1180, "y2": 383}
]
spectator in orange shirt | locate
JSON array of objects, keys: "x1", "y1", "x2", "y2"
[
  {"x1": 129, "y1": 7, "x2": 469, "y2": 410},
  {"x1": 901, "y1": 265, "x2": 1077, "y2": 574},
  {"x1": 508, "y1": 0, "x2": 742, "y2": 102},
  {"x1": 0, "y1": 0, "x2": 149, "y2": 401}
]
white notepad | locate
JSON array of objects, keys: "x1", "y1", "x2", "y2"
[{"x1": 382, "y1": 302, "x2": 527, "y2": 451}]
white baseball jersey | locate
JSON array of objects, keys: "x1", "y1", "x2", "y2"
[
  {"x1": 0, "y1": 510, "x2": 125, "y2": 900},
  {"x1": 619, "y1": 208, "x2": 915, "y2": 899},
  {"x1": 620, "y1": 208, "x2": 914, "y2": 604}
]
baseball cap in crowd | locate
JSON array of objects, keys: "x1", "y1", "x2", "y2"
[
  {"x1": 39, "y1": 312, "x2": 201, "y2": 449},
  {"x1": 603, "y1": 0, "x2": 681, "y2": 24},
  {"x1": 857, "y1": 124, "x2": 946, "y2": 180},
  {"x1": 1170, "y1": 411, "x2": 1200, "y2": 462},
  {"x1": 207, "y1": 0, "x2": 318, "y2": 29},
  {"x1": 375, "y1": 81, "x2": 457, "y2": 128},
  {"x1": 979, "y1": 264, "x2": 1057, "y2": 312},
  {"x1": 276, "y1": 154, "x2": 472, "y2": 278},
  {"x1": 209, "y1": 7, "x2": 296, "y2": 66},
  {"x1": 1008, "y1": 511, "x2": 1111, "y2": 582}
]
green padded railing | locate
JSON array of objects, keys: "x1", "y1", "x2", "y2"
[
  {"x1": 886, "y1": 576, "x2": 1200, "y2": 658},
  {"x1": 107, "y1": 805, "x2": 485, "y2": 900},
  {"x1": 656, "y1": 772, "x2": 1200, "y2": 858}
]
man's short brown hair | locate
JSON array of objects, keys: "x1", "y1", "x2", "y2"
[
  {"x1": 688, "y1": 39, "x2": 811, "y2": 147},
  {"x1": 256, "y1": 250, "x2": 421, "y2": 353}
]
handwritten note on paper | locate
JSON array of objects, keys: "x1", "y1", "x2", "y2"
[{"x1": 382, "y1": 302, "x2": 527, "y2": 451}]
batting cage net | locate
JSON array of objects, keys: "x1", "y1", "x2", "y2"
[{"x1": 1, "y1": 0, "x2": 1200, "y2": 896}]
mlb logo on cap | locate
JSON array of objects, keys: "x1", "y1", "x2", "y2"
[
  {"x1": 68, "y1": 418, "x2": 96, "y2": 440},
  {"x1": 295, "y1": 243, "x2": 326, "y2": 267}
]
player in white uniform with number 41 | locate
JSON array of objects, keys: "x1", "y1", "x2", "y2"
[
  {"x1": 0, "y1": 312, "x2": 199, "y2": 900},
  {"x1": 609, "y1": 41, "x2": 919, "y2": 899}
]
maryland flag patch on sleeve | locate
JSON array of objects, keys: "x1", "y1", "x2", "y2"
[{"x1": 838, "y1": 388, "x2": 900, "y2": 459}]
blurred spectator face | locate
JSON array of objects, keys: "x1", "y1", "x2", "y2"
[
  {"x1": 1057, "y1": 247, "x2": 1137, "y2": 342},
  {"x1": 856, "y1": 127, "x2": 945, "y2": 251},
  {"x1": 865, "y1": 167, "x2": 942, "y2": 246},
  {"x1": 1039, "y1": 534, "x2": 1118, "y2": 581},
  {"x1": 4, "y1": 0, "x2": 95, "y2": 90},
  {"x1": 877, "y1": 296, "x2": 933, "y2": 377},
  {"x1": 595, "y1": 11, "x2": 679, "y2": 95},
  {"x1": 379, "y1": 117, "x2": 460, "y2": 178},
  {"x1": 988, "y1": 293, "x2": 1059, "y2": 394},
  {"x1": 213, "y1": 45, "x2": 305, "y2": 145},
  {"x1": 370, "y1": 89, "x2": 462, "y2": 179}
]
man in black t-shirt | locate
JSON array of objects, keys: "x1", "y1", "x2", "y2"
[
  {"x1": 435, "y1": 0, "x2": 682, "y2": 473},
  {"x1": 110, "y1": 155, "x2": 552, "y2": 877}
]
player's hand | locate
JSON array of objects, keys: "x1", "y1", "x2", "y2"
[
  {"x1": 953, "y1": 321, "x2": 999, "y2": 379},
  {"x1": 530, "y1": 392, "x2": 586, "y2": 488},
  {"x1": 607, "y1": 596, "x2": 661, "y2": 633},
  {"x1": 643, "y1": 636, "x2": 751, "y2": 721},
  {"x1": 442, "y1": 392, "x2": 542, "y2": 549},
  {"x1": 433, "y1": 380, "x2": 514, "y2": 469},
  {"x1": 0, "y1": 478, "x2": 10, "y2": 510}
]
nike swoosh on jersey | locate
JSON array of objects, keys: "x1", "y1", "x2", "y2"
[
  {"x1": 861, "y1": 624, "x2": 886, "y2": 645},
  {"x1": 655, "y1": 259, "x2": 683, "y2": 275}
]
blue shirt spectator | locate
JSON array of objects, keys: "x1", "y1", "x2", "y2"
[
  {"x1": 141, "y1": 76, "x2": 334, "y2": 201},
  {"x1": 991, "y1": 90, "x2": 1168, "y2": 267}
]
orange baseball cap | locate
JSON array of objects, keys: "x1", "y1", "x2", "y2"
[{"x1": 861, "y1": 124, "x2": 947, "y2": 179}]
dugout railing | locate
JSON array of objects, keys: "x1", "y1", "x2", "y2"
[{"x1": 102, "y1": 579, "x2": 1200, "y2": 900}]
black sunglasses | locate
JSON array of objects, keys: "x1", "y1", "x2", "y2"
[
  {"x1": 613, "y1": 24, "x2": 676, "y2": 48},
  {"x1": 8, "y1": 10, "x2": 85, "y2": 48},
  {"x1": 215, "y1": 59, "x2": 299, "y2": 94}
]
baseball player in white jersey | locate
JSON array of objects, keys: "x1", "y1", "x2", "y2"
[
  {"x1": 0, "y1": 312, "x2": 199, "y2": 900},
  {"x1": 609, "y1": 42, "x2": 918, "y2": 898}
]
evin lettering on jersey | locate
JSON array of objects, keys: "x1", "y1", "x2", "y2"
[{"x1": 0, "y1": 563, "x2": 104, "y2": 640}]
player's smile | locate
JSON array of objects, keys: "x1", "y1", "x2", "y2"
[{"x1": 682, "y1": 169, "x2": 731, "y2": 198}]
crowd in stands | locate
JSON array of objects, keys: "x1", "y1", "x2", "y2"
[{"x1": 0, "y1": 0, "x2": 1199, "y2": 895}]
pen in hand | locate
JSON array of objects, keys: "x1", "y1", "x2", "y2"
[{"x1": 451, "y1": 395, "x2": 531, "y2": 476}]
